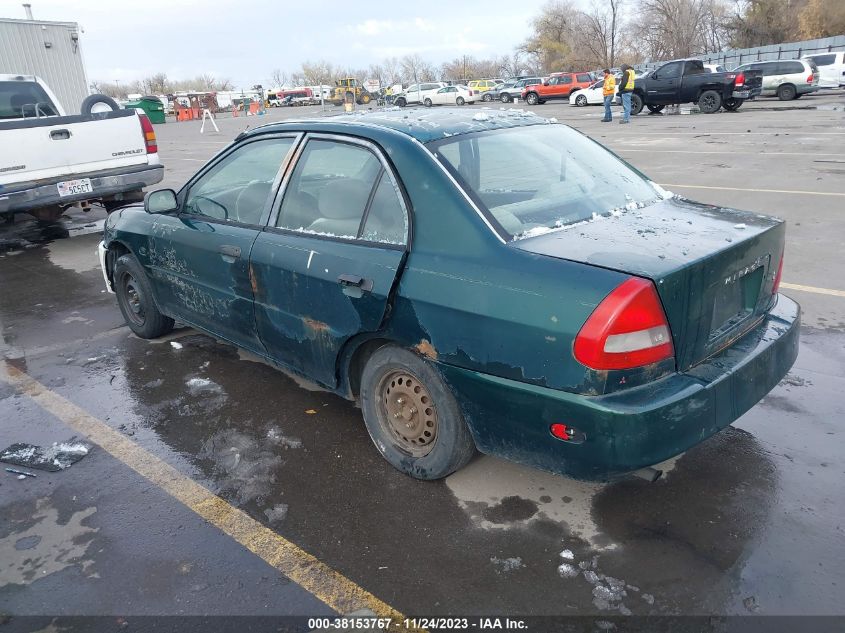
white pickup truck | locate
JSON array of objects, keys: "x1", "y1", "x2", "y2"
[{"x1": 0, "y1": 74, "x2": 164, "y2": 222}]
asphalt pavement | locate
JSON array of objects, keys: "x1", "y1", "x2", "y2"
[{"x1": 1, "y1": 89, "x2": 844, "y2": 628}]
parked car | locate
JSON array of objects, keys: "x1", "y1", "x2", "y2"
[
  {"x1": 703, "y1": 64, "x2": 727, "y2": 73},
  {"x1": 802, "y1": 52, "x2": 845, "y2": 88},
  {"x1": 0, "y1": 74, "x2": 163, "y2": 223},
  {"x1": 630, "y1": 59, "x2": 763, "y2": 114},
  {"x1": 467, "y1": 79, "x2": 498, "y2": 93},
  {"x1": 493, "y1": 77, "x2": 545, "y2": 103},
  {"x1": 734, "y1": 59, "x2": 819, "y2": 100},
  {"x1": 521, "y1": 72, "x2": 594, "y2": 105},
  {"x1": 394, "y1": 82, "x2": 447, "y2": 107},
  {"x1": 569, "y1": 79, "x2": 618, "y2": 106},
  {"x1": 425, "y1": 85, "x2": 476, "y2": 106},
  {"x1": 99, "y1": 109, "x2": 799, "y2": 482}
]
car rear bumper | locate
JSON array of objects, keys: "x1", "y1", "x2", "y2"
[
  {"x1": 0, "y1": 164, "x2": 163, "y2": 214},
  {"x1": 438, "y1": 294, "x2": 800, "y2": 481}
]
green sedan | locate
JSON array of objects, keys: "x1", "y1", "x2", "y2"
[{"x1": 98, "y1": 109, "x2": 799, "y2": 481}]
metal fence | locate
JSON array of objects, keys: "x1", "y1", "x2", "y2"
[{"x1": 633, "y1": 34, "x2": 845, "y2": 74}]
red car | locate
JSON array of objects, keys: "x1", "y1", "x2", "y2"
[{"x1": 522, "y1": 72, "x2": 594, "y2": 105}]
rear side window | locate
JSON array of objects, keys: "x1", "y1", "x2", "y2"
[
  {"x1": 576, "y1": 74, "x2": 592, "y2": 82},
  {"x1": 0, "y1": 81, "x2": 58, "y2": 119},
  {"x1": 777, "y1": 61, "x2": 805, "y2": 74},
  {"x1": 809, "y1": 54, "x2": 835, "y2": 66},
  {"x1": 277, "y1": 139, "x2": 407, "y2": 244}
]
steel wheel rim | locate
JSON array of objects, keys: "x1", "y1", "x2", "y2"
[
  {"x1": 376, "y1": 369, "x2": 438, "y2": 457},
  {"x1": 120, "y1": 272, "x2": 146, "y2": 326}
]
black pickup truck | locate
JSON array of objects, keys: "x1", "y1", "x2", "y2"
[{"x1": 630, "y1": 59, "x2": 763, "y2": 115}]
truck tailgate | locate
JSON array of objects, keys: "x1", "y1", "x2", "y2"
[{"x1": 0, "y1": 110, "x2": 148, "y2": 187}]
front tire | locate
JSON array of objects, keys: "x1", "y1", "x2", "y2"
[
  {"x1": 525, "y1": 92, "x2": 539, "y2": 105},
  {"x1": 395, "y1": 97, "x2": 406, "y2": 107},
  {"x1": 500, "y1": 93, "x2": 511, "y2": 103},
  {"x1": 113, "y1": 254, "x2": 174, "y2": 339},
  {"x1": 423, "y1": 98, "x2": 432, "y2": 107},
  {"x1": 482, "y1": 93, "x2": 493, "y2": 102},
  {"x1": 456, "y1": 96, "x2": 465, "y2": 106},
  {"x1": 575, "y1": 94, "x2": 587, "y2": 106},
  {"x1": 630, "y1": 93, "x2": 644, "y2": 115},
  {"x1": 360, "y1": 346, "x2": 475, "y2": 480},
  {"x1": 698, "y1": 89, "x2": 722, "y2": 113}
]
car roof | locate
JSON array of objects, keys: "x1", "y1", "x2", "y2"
[{"x1": 241, "y1": 107, "x2": 553, "y2": 144}]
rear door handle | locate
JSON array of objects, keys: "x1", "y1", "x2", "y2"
[
  {"x1": 218, "y1": 244, "x2": 241, "y2": 259},
  {"x1": 50, "y1": 129, "x2": 71, "y2": 140},
  {"x1": 337, "y1": 273, "x2": 373, "y2": 292}
]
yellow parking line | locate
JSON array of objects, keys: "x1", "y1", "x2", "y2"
[
  {"x1": 1, "y1": 361, "x2": 418, "y2": 630},
  {"x1": 659, "y1": 183, "x2": 845, "y2": 197},
  {"x1": 780, "y1": 282, "x2": 845, "y2": 298}
]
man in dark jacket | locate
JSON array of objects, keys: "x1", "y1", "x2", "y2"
[{"x1": 618, "y1": 64, "x2": 635, "y2": 124}]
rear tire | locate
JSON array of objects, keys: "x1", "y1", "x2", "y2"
[
  {"x1": 113, "y1": 254, "x2": 174, "y2": 339},
  {"x1": 723, "y1": 98, "x2": 743, "y2": 111},
  {"x1": 777, "y1": 84, "x2": 797, "y2": 101},
  {"x1": 698, "y1": 89, "x2": 722, "y2": 113},
  {"x1": 646, "y1": 104, "x2": 665, "y2": 113},
  {"x1": 360, "y1": 345, "x2": 476, "y2": 480},
  {"x1": 630, "y1": 93, "x2": 644, "y2": 115}
]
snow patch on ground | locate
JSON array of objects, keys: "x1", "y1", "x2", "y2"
[{"x1": 490, "y1": 556, "x2": 524, "y2": 573}]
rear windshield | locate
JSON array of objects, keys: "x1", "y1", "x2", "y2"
[
  {"x1": 0, "y1": 81, "x2": 58, "y2": 119},
  {"x1": 808, "y1": 54, "x2": 834, "y2": 66},
  {"x1": 431, "y1": 124, "x2": 666, "y2": 240}
]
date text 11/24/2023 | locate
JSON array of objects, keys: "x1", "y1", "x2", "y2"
[{"x1": 308, "y1": 617, "x2": 528, "y2": 630}]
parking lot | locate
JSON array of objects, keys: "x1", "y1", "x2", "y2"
[{"x1": 2, "y1": 90, "x2": 844, "y2": 628}]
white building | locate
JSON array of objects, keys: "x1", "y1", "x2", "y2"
[{"x1": 0, "y1": 13, "x2": 89, "y2": 113}]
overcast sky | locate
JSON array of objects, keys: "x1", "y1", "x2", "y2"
[{"x1": 1, "y1": 0, "x2": 554, "y2": 88}]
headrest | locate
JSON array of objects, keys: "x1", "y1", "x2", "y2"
[{"x1": 318, "y1": 179, "x2": 372, "y2": 220}]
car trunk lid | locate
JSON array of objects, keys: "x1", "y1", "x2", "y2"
[{"x1": 512, "y1": 197, "x2": 784, "y2": 371}]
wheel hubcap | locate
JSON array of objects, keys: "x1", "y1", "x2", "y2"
[
  {"x1": 378, "y1": 370, "x2": 437, "y2": 457},
  {"x1": 122, "y1": 274, "x2": 146, "y2": 325}
]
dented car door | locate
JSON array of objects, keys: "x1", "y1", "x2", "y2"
[{"x1": 250, "y1": 135, "x2": 409, "y2": 387}]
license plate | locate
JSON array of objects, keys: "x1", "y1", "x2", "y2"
[
  {"x1": 57, "y1": 178, "x2": 93, "y2": 197},
  {"x1": 732, "y1": 90, "x2": 750, "y2": 99}
]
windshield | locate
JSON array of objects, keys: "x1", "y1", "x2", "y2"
[
  {"x1": 431, "y1": 125, "x2": 664, "y2": 240},
  {"x1": 0, "y1": 81, "x2": 58, "y2": 119}
]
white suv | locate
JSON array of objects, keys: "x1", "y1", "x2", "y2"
[
  {"x1": 802, "y1": 52, "x2": 845, "y2": 88},
  {"x1": 735, "y1": 58, "x2": 820, "y2": 100},
  {"x1": 394, "y1": 82, "x2": 446, "y2": 107}
]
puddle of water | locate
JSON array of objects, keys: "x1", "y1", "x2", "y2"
[
  {"x1": 0, "y1": 498, "x2": 98, "y2": 586},
  {"x1": 46, "y1": 238, "x2": 101, "y2": 273},
  {"x1": 446, "y1": 455, "x2": 609, "y2": 548}
]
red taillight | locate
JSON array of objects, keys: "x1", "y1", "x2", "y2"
[
  {"x1": 772, "y1": 253, "x2": 784, "y2": 294},
  {"x1": 573, "y1": 277, "x2": 674, "y2": 370},
  {"x1": 138, "y1": 113, "x2": 157, "y2": 154},
  {"x1": 807, "y1": 73, "x2": 814, "y2": 84},
  {"x1": 735, "y1": 72, "x2": 745, "y2": 87}
]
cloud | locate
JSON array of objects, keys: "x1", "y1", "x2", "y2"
[{"x1": 353, "y1": 19, "x2": 395, "y2": 36}]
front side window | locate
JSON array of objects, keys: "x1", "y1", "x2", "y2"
[
  {"x1": 184, "y1": 137, "x2": 294, "y2": 224},
  {"x1": 433, "y1": 125, "x2": 663, "y2": 240},
  {"x1": 277, "y1": 139, "x2": 407, "y2": 244},
  {"x1": 659, "y1": 62, "x2": 682, "y2": 79},
  {"x1": 577, "y1": 74, "x2": 592, "y2": 82}
]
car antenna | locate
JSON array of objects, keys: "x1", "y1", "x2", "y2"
[{"x1": 235, "y1": 124, "x2": 251, "y2": 141}]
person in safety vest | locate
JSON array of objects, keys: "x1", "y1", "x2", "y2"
[
  {"x1": 601, "y1": 69, "x2": 616, "y2": 123},
  {"x1": 618, "y1": 64, "x2": 635, "y2": 124}
]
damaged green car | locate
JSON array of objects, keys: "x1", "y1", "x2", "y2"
[{"x1": 99, "y1": 109, "x2": 799, "y2": 480}]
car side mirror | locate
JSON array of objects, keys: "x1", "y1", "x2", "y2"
[{"x1": 144, "y1": 189, "x2": 178, "y2": 214}]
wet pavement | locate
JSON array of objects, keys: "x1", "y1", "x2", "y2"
[{"x1": 1, "y1": 93, "x2": 844, "y2": 624}]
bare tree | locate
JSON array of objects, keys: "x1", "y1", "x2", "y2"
[
  {"x1": 578, "y1": 0, "x2": 624, "y2": 68},
  {"x1": 400, "y1": 54, "x2": 437, "y2": 83},
  {"x1": 382, "y1": 57, "x2": 401, "y2": 86},
  {"x1": 271, "y1": 69, "x2": 290, "y2": 88},
  {"x1": 301, "y1": 60, "x2": 338, "y2": 85},
  {"x1": 521, "y1": 0, "x2": 581, "y2": 71},
  {"x1": 632, "y1": 0, "x2": 730, "y2": 60}
]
